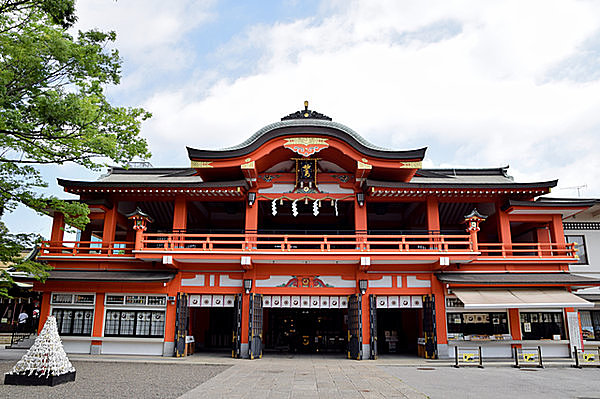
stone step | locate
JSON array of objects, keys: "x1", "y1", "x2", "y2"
[{"x1": 5, "y1": 334, "x2": 37, "y2": 349}]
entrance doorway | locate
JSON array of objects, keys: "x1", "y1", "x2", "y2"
[
  {"x1": 189, "y1": 307, "x2": 234, "y2": 352},
  {"x1": 264, "y1": 308, "x2": 348, "y2": 354},
  {"x1": 375, "y1": 309, "x2": 420, "y2": 355}
]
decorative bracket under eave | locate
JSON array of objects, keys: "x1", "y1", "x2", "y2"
[
  {"x1": 355, "y1": 159, "x2": 372, "y2": 188},
  {"x1": 241, "y1": 256, "x2": 253, "y2": 270},
  {"x1": 359, "y1": 256, "x2": 371, "y2": 271},
  {"x1": 241, "y1": 159, "x2": 258, "y2": 188}
]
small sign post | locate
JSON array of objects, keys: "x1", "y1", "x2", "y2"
[{"x1": 454, "y1": 346, "x2": 483, "y2": 368}]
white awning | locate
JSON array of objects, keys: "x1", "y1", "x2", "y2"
[{"x1": 452, "y1": 288, "x2": 593, "y2": 309}]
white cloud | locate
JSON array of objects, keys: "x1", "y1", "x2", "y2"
[
  {"x1": 74, "y1": 0, "x2": 217, "y2": 97},
  {"x1": 9, "y1": 0, "x2": 600, "y2": 236},
  {"x1": 44, "y1": 1, "x2": 600, "y2": 195},
  {"x1": 134, "y1": 0, "x2": 600, "y2": 202}
]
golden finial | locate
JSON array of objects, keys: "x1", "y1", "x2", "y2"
[{"x1": 304, "y1": 100, "x2": 309, "y2": 110}]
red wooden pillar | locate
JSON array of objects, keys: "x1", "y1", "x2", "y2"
[
  {"x1": 354, "y1": 198, "x2": 367, "y2": 233},
  {"x1": 357, "y1": 273, "x2": 370, "y2": 354},
  {"x1": 426, "y1": 197, "x2": 440, "y2": 231},
  {"x1": 164, "y1": 302, "x2": 177, "y2": 347},
  {"x1": 240, "y1": 269, "x2": 255, "y2": 357},
  {"x1": 536, "y1": 226, "x2": 551, "y2": 256},
  {"x1": 431, "y1": 277, "x2": 447, "y2": 346},
  {"x1": 50, "y1": 212, "x2": 65, "y2": 243},
  {"x1": 550, "y1": 214, "x2": 568, "y2": 269},
  {"x1": 245, "y1": 195, "x2": 258, "y2": 249},
  {"x1": 496, "y1": 203, "x2": 512, "y2": 256},
  {"x1": 91, "y1": 293, "x2": 105, "y2": 354},
  {"x1": 427, "y1": 197, "x2": 440, "y2": 250},
  {"x1": 38, "y1": 292, "x2": 51, "y2": 331},
  {"x1": 102, "y1": 206, "x2": 117, "y2": 253},
  {"x1": 173, "y1": 196, "x2": 187, "y2": 231},
  {"x1": 508, "y1": 308, "x2": 522, "y2": 349},
  {"x1": 355, "y1": 197, "x2": 367, "y2": 252},
  {"x1": 550, "y1": 214, "x2": 566, "y2": 244},
  {"x1": 173, "y1": 196, "x2": 187, "y2": 249}
]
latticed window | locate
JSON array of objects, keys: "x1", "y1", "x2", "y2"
[
  {"x1": 52, "y1": 308, "x2": 93, "y2": 336},
  {"x1": 104, "y1": 310, "x2": 165, "y2": 337}
]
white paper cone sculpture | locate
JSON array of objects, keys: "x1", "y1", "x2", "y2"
[{"x1": 6, "y1": 316, "x2": 75, "y2": 378}]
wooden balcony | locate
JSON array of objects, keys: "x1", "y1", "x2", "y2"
[
  {"x1": 477, "y1": 242, "x2": 577, "y2": 259},
  {"x1": 39, "y1": 241, "x2": 134, "y2": 257},
  {"x1": 38, "y1": 234, "x2": 578, "y2": 263},
  {"x1": 140, "y1": 232, "x2": 473, "y2": 253}
]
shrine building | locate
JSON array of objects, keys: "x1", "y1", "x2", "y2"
[{"x1": 32, "y1": 103, "x2": 600, "y2": 359}]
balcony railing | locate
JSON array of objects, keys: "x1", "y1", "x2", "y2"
[
  {"x1": 40, "y1": 241, "x2": 134, "y2": 257},
  {"x1": 38, "y1": 234, "x2": 577, "y2": 260},
  {"x1": 477, "y1": 242, "x2": 577, "y2": 258},
  {"x1": 140, "y1": 233, "x2": 472, "y2": 253}
]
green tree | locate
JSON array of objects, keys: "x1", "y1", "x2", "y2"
[{"x1": 0, "y1": 0, "x2": 151, "y2": 296}]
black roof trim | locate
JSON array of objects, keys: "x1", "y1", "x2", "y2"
[
  {"x1": 367, "y1": 179, "x2": 558, "y2": 189},
  {"x1": 47, "y1": 270, "x2": 176, "y2": 282},
  {"x1": 577, "y1": 294, "x2": 600, "y2": 302},
  {"x1": 106, "y1": 167, "x2": 197, "y2": 176},
  {"x1": 416, "y1": 167, "x2": 509, "y2": 177},
  {"x1": 506, "y1": 199, "x2": 597, "y2": 208},
  {"x1": 187, "y1": 124, "x2": 426, "y2": 161},
  {"x1": 437, "y1": 272, "x2": 600, "y2": 285},
  {"x1": 57, "y1": 178, "x2": 249, "y2": 190},
  {"x1": 536, "y1": 197, "x2": 600, "y2": 205}
]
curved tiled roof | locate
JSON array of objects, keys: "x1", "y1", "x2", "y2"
[
  {"x1": 187, "y1": 119, "x2": 427, "y2": 160},
  {"x1": 224, "y1": 119, "x2": 388, "y2": 151}
]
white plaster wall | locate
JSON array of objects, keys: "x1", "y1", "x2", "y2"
[
  {"x1": 569, "y1": 229, "x2": 600, "y2": 277},
  {"x1": 62, "y1": 340, "x2": 92, "y2": 354},
  {"x1": 101, "y1": 341, "x2": 163, "y2": 355}
]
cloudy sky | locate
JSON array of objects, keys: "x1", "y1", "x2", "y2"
[{"x1": 5, "y1": 0, "x2": 600, "y2": 236}]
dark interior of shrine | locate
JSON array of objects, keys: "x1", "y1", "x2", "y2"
[
  {"x1": 375, "y1": 309, "x2": 420, "y2": 355},
  {"x1": 263, "y1": 308, "x2": 348, "y2": 354},
  {"x1": 257, "y1": 199, "x2": 354, "y2": 234},
  {"x1": 190, "y1": 307, "x2": 235, "y2": 352}
]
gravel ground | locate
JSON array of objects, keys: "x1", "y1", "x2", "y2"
[{"x1": 0, "y1": 361, "x2": 230, "y2": 399}]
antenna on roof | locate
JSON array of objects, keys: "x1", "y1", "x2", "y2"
[
  {"x1": 127, "y1": 161, "x2": 153, "y2": 168},
  {"x1": 557, "y1": 184, "x2": 587, "y2": 197}
]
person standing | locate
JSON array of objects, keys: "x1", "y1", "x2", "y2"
[{"x1": 18, "y1": 310, "x2": 29, "y2": 332}]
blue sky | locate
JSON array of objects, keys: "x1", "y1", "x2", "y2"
[{"x1": 4, "y1": 0, "x2": 600, "y2": 237}]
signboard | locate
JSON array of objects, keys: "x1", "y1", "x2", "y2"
[{"x1": 566, "y1": 311, "x2": 583, "y2": 352}]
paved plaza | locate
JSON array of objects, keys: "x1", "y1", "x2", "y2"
[{"x1": 2, "y1": 350, "x2": 600, "y2": 398}]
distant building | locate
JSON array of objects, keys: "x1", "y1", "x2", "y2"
[
  {"x1": 552, "y1": 198, "x2": 600, "y2": 343},
  {"x1": 24, "y1": 104, "x2": 599, "y2": 359}
]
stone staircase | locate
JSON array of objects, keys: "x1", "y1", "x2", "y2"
[
  {"x1": 0, "y1": 333, "x2": 12, "y2": 346},
  {"x1": 3, "y1": 332, "x2": 36, "y2": 349}
]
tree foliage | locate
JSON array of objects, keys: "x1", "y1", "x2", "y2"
[{"x1": 0, "y1": 0, "x2": 151, "y2": 296}]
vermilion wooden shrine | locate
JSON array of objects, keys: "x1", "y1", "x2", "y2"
[{"x1": 32, "y1": 103, "x2": 598, "y2": 359}]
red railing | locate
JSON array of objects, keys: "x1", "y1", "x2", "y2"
[
  {"x1": 140, "y1": 233, "x2": 473, "y2": 253},
  {"x1": 40, "y1": 241, "x2": 134, "y2": 257},
  {"x1": 38, "y1": 235, "x2": 578, "y2": 260},
  {"x1": 477, "y1": 242, "x2": 577, "y2": 258}
]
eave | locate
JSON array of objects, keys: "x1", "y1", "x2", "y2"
[{"x1": 367, "y1": 180, "x2": 557, "y2": 198}]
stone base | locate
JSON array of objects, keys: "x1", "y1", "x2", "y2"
[
  {"x1": 240, "y1": 343, "x2": 249, "y2": 359},
  {"x1": 4, "y1": 371, "x2": 76, "y2": 386},
  {"x1": 163, "y1": 341, "x2": 175, "y2": 357}
]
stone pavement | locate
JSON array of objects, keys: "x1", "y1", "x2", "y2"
[{"x1": 178, "y1": 356, "x2": 427, "y2": 399}]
